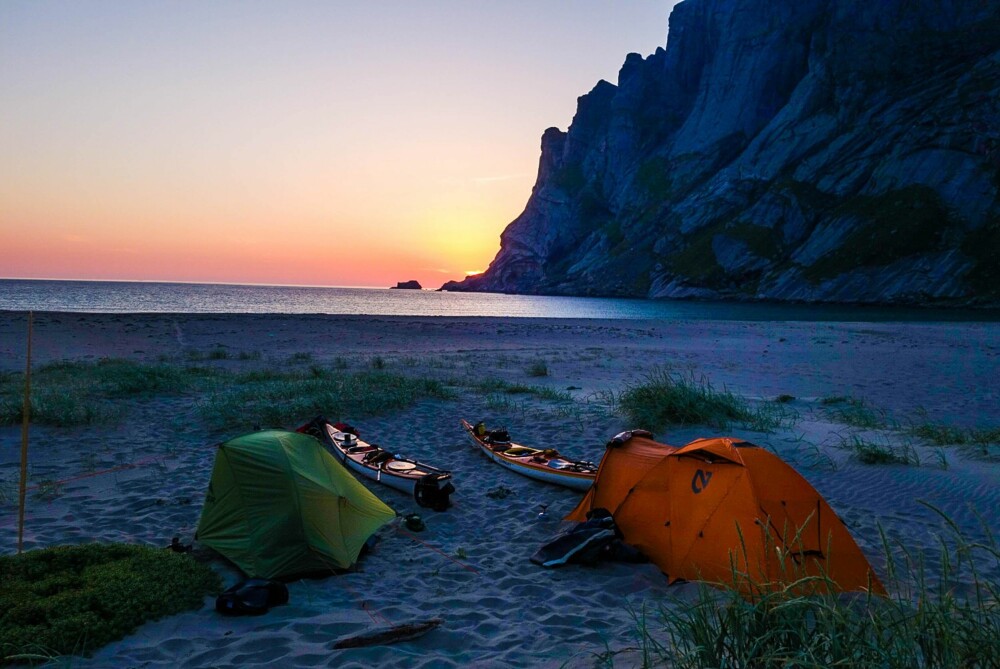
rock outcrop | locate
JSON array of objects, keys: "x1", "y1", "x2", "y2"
[
  {"x1": 442, "y1": 0, "x2": 1000, "y2": 305},
  {"x1": 391, "y1": 280, "x2": 423, "y2": 290}
]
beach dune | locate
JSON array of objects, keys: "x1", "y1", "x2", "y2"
[{"x1": 1, "y1": 311, "x2": 998, "y2": 667}]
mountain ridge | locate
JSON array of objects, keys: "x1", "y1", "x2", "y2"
[{"x1": 442, "y1": 0, "x2": 1000, "y2": 306}]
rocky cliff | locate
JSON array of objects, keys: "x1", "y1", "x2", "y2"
[{"x1": 442, "y1": 0, "x2": 1000, "y2": 305}]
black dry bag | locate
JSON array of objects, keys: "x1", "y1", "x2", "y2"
[{"x1": 215, "y1": 578, "x2": 289, "y2": 616}]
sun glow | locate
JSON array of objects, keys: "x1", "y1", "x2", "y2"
[{"x1": 0, "y1": 2, "x2": 673, "y2": 288}]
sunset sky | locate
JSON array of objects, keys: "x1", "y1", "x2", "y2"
[{"x1": 1, "y1": 2, "x2": 675, "y2": 289}]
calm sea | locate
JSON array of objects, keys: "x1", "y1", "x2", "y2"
[{"x1": 0, "y1": 279, "x2": 997, "y2": 322}]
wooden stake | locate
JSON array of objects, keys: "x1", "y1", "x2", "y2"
[{"x1": 17, "y1": 311, "x2": 33, "y2": 554}]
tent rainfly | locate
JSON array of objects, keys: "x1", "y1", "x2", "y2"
[
  {"x1": 569, "y1": 433, "x2": 885, "y2": 595},
  {"x1": 196, "y1": 430, "x2": 396, "y2": 579}
]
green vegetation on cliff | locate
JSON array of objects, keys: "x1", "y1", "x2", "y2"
[{"x1": 802, "y1": 185, "x2": 950, "y2": 282}]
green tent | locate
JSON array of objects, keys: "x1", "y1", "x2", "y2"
[{"x1": 195, "y1": 430, "x2": 396, "y2": 579}]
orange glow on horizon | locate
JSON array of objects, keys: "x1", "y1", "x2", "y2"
[
  {"x1": 0, "y1": 143, "x2": 525, "y2": 289},
  {"x1": 0, "y1": 3, "x2": 673, "y2": 289}
]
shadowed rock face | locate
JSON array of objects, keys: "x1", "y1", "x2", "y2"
[{"x1": 442, "y1": 0, "x2": 1000, "y2": 305}]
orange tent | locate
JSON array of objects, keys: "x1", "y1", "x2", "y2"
[
  {"x1": 569, "y1": 430, "x2": 677, "y2": 519},
  {"x1": 568, "y1": 434, "x2": 885, "y2": 595}
]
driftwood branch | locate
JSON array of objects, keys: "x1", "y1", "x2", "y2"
[{"x1": 333, "y1": 618, "x2": 443, "y2": 649}]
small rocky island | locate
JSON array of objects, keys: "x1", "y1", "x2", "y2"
[{"x1": 391, "y1": 280, "x2": 422, "y2": 290}]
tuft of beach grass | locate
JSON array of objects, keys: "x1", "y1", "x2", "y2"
[
  {"x1": 0, "y1": 358, "x2": 459, "y2": 432},
  {"x1": 200, "y1": 369, "x2": 453, "y2": 431},
  {"x1": 841, "y1": 434, "x2": 921, "y2": 466},
  {"x1": 639, "y1": 505, "x2": 1000, "y2": 668},
  {"x1": 469, "y1": 377, "x2": 572, "y2": 402},
  {"x1": 615, "y1": 368, "x2": 792, "y2": 432},
  {"x1": 526, "y1": 360, "x2": 549, "y2": 377},
  {"x1": 907, "y1": 420, "x2": 1000, "y2": 461},
  {"x1": 822, "y1": 395, "x2": 893, "y2": 429},
  {"x1": 0, "y1": 359, "x2": 191, "y2": 426}
]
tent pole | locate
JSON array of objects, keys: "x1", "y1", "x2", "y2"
[{"x1": 17, "y1": 311, "x2": 33, "y2": 554}]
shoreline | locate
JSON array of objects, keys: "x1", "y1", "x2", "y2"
[
  {"x1": 2, "y1": 311, "x2": 997, "y2": 424},
  {"x1": 4, "y1": 279, "x2": 1000, "y2": 323}
]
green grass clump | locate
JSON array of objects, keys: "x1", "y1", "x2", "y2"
[
  {"x1": 470, "y1": 378, "x2": 571, "y2": 402},
  {"x1": 498, "y1": 383, "x2": 535, "y2": 395},
  {"x1": 476, "y1": 379, "x2": 572, "y2": 414},
  {"x1": 909, "y1": 422, "x2": 1000, "y2": 447},
  {"x1": 657, "y1": 581, "x2": 998, "y2": 668},
  {"x1": 617, "y1": 369, "x2": 788, "y2": 432},
  {"x1": 526, "y1": 361, "x2": 549, "y2": 377},
  {"x1": 910, "y1": 422, "x2": 970, "y2": 445},
  {"x1": 646, "y1": 507, "x2": 1000, "y2": 668},
  {"x1": 0, "y1": 543, "x2": 221, "y2": 663},
  {"x1": 823, "y1": 396, "x2": 889, "y2": 429},
  {"x1": 200, "y1": 370, "x2": 453, "y2": 430},
  {"x1": 532, "y1": 387, "x2": 573, "y2": 402},
  {"x1": 0, "y1": 359, "x2": 191, "y2": 426},
  {"x1": 36, "y1": 359, "x2": 190, "y2": 398},
  {"x1": 908, "y1": 422, "x2": 1000, "y2": 462},
  {"x1": 484, "y1": 393, "x2": 526, "y2": 415},
  {"x1": 2, "y1": 358, "x2": 462, "y2": 431},
  {"x1": 843, "y1": 435, "x2": 921, "y2": 466},
  {"x1": 1, "y1": 388, "x2": 122, "y2": 427}
]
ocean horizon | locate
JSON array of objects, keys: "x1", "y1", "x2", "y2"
[{"x1": 1, "y1": 278, "x2": 998, "y2": 322}]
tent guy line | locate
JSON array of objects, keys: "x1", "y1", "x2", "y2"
[
  {"x1": 0, "y1": 454, "x2": 169, "y2": 531},
  {"x1": 396, "y1": 525, "x2": 482, "y2": 575}
]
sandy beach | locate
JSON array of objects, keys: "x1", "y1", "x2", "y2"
[{"x1": 2, "y1": 311, "x2": 998, "y2": 667}]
